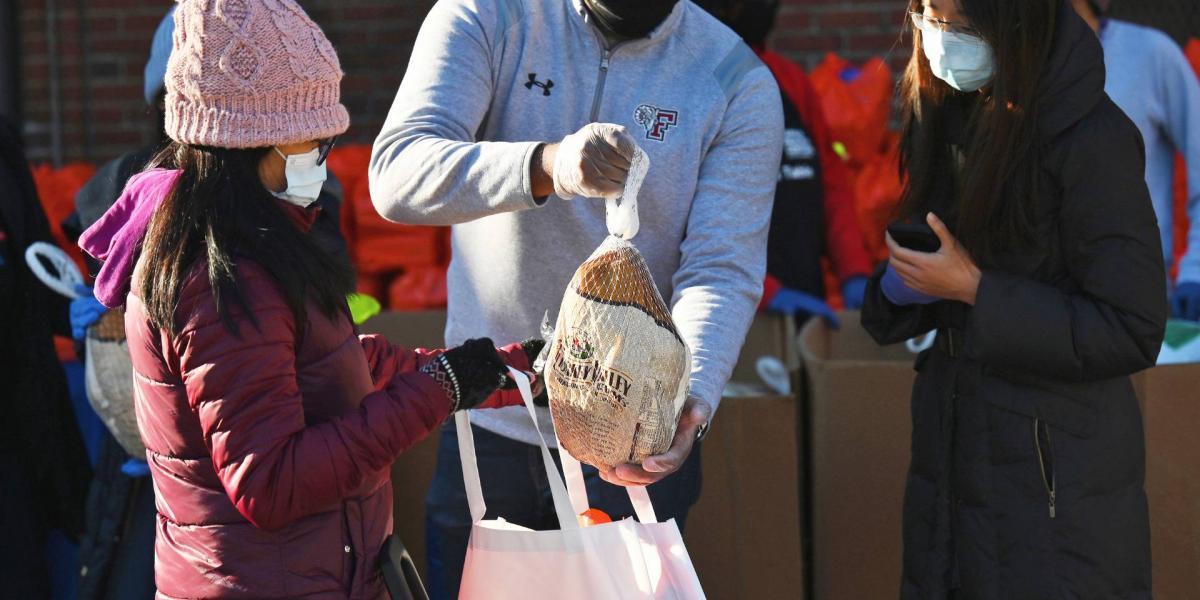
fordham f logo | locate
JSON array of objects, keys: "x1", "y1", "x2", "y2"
[{"x1": 633, "y1": 104, "x2": 678, "y2": 142}]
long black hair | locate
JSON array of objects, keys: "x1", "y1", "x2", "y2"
[
  {"x1": 896, "y1": 0, "x2": 1059, "y2": 265},
  {"x1": 139, "y1": 142, "x2": 354, "y2": 335}
]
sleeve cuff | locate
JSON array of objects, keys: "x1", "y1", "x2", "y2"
[
  {"x1": 521, "y1": 142, "x2": 550, "y2": 207},
  {"x1": 687, "y1": 379, "x2": 721, "y2": 416}
]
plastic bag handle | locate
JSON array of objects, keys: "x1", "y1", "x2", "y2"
[
  {"x1": 24, "y1": 241, "x2": 84, "y2": 299},
  {"x1": 557, "y1": 447, "x2": 660, "y2": 524},
  {"x1": 456, "y1": 369, "x2": 579, "y2": 529},
  {"x1": 605, "y1": 148, "x2": 648, "y2": 240}
]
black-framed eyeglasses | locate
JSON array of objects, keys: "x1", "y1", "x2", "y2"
[
  {"x1": 909, "y1": 11, "x2": 979, "y2": 36},
  {"x1": 316, "y1": 135, "x2": 339, "y2": 166}
]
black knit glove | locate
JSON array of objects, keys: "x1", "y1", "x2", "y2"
[
  {"x1": 422, "y1": 338, "x2": 509, "y2": 411},
  {"x1": 514, "y1": 337, "x2": 550, "y2": 407},
  {"x1": 520, "y1": 337, "x2": 547, "y2": 369}
]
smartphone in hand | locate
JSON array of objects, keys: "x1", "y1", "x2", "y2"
[{"x1": 887, "y1": 220, "x2": 942, "y2": 253}]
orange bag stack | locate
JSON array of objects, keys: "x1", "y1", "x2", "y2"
[
  {"x1": 30, "y1": 162, "x2": 98, "y2": 276},
  {"x1": 325, "y1": 144, "x2": 450, "y2": 311},
  {"x1": 30, "y1": 162, "x2": 97, "y2": 361},
  {"x1": 810, "y1": 54, "x2": 904, "y2": 264}
]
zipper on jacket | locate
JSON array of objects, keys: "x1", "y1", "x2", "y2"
[
  {"x1": 589, "y1": 48, "x2": 612, "y2": 122},
  {"x1": 586, "y1": 23, "x2": 631, "y2": 123},
  {"x1": 1033, "y1": 418, "x2": 1057, "y2": 519},
  {"x1": 341, "y1": 503, "x2": 358, "y2": 595}
]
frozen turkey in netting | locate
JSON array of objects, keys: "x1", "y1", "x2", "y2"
[{"x1": 545, "y1": 148, "x2": 691, "y2": 469}]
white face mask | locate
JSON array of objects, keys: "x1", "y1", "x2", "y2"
[
  {"x1": 920, "y1": 26, "x2": 995, "y2": 92},
  {"x1": 271, "y1": 146, "x2": 326, "y2": 208}
]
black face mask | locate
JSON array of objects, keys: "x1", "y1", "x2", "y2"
[{"x1": 584, "y1": 0, "x2": 680, "y2": 40}]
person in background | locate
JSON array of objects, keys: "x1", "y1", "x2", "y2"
[
  {"x1": 863, "y1": 0, "x2": 1167, "y2": 597},
  {"x1": 0, "y1": 114, "x2": 92, "y2": 598},
  {"x1": 65, "y1": 11, "x2": 177, "y2": 598},
  {"x1": 369, "y1": 0, "x2": 783, "y2": 596},
  {"x1": 78, "y1": 1, "x2": 538, "y2": 597},
  {"x1": 1071, "y1": 0, "x2": 1200, "y2": 321},
  {"x1": 697, "y1": 0, "x2": 874, "y2": 328}
]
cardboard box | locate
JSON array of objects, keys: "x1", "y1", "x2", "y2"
[
  {"x1": 683, "y1": 313, "x2": 803, "y2": 599},
  {"x1": 684, "y1": 386, "x2": 804, "y2": 600},
  {"x1": 361, "y1": 309, "x2": 448, "y2": 350},
  {"x1": 1133, "y1": 365, "x2": 1200, "y2": 600},
  {"x1": 730, "y1": 313, "x2": 800, "y2": 385},
  {"x1": 360, "y1": 310, "x2": 449, "y2": 582},
  {"x1": 796, "y1": 316, "x2": 1200, "y2": 600},
  {"x1": 799, "y1": 311, "x2": 915, "y2": 600}
]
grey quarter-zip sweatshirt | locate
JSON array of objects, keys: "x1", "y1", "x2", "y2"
[{"x1": 369, "y1": 0, "x2": 783, "y2": 447}]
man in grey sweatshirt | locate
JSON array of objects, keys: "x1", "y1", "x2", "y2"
[{"x1": 370, "y1": 0, "x2": 782, "y2": 594}]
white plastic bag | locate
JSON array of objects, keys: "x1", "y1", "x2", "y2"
[{"x1": 457, "y1": 370, "x2": 706, "y2": 600}]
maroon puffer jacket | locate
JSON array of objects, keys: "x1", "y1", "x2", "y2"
[{"x1": 122, "y1": 258, "x2": 528, "y2": 599}]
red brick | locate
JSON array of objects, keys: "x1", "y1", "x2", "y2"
[
  {"x1": 816, "y1": 8, "x2": 887, "y2": 29},
  {"x1": 846, "y1": 32, "x2": 906, "y2": 53},
  {"x1": 91, "y1": 36, "x2": 149, "y2": 54}
]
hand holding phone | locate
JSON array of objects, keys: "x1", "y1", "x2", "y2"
[{"x1": 887, "y1": 220, "x2": 942, "y2": 253}]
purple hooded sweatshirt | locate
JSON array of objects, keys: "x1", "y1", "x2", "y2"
[{"x1": 78, "y1": 168, "x2": 180, "y2": 308}]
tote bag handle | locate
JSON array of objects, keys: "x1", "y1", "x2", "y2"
[
  {"x1": 557, "y1": 443, "x2": 659, "y2": 524},
  {"x1": 456, "y1": 368, "x2": 579, "y2": 529}
]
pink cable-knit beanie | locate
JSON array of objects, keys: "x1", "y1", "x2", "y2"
[{"x1": 165, "y1": 0, "x2": 350, "y2": 148}]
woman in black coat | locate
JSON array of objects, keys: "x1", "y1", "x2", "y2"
[{"x1": 862, "y1": 1, "x2": 1168, "y2": 598}]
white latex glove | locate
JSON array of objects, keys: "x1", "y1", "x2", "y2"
[{"x1": 552, "y1": 123, "x2": 637, "y2": 200}]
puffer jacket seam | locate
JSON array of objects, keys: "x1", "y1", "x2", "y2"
[
  {"x1": 175, "y1": 302, "x2": 292, "y2": 339},
  {"x1": 305, "y1": 334, "x2": 362, "y2": 370},
  {"x1": 145, "y1": 447, "x2": 213, "y2": 463}
]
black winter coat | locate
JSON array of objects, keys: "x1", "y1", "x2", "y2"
[
  {"x1": 0, "y1": 117, "x2": 91, "y2": 532},
  {"x1": 862, "y1": 7, "x2": 1169, "y2": 600}
]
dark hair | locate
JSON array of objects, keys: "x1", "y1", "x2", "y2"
[
  {"x1": 139, "y1": 142, "x2": 354, "y2": 335},
  {"x1": 896, "y1": 0, "x2": 1059, "y2": 265}
]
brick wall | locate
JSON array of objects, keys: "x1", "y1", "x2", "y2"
[
  {"x1": 14, "y1": 0, "x2": 910, "y2": 164},
  {"x1": 774, "y1": 1, "x2": 908, "y2": 70},
  {"x1": 12, "y1": 0, "x2": 1199, "y2": 165}
]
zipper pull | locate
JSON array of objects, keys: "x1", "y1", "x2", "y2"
[
  {"x1": 1049, "y1": 491, "x2": 1057, "y2": 519},
  {"x1": 600, "y1": 50, "x2": 610, "y2": 71}
]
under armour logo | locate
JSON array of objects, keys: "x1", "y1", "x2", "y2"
[
  {"x1": 524, "y1": 73, "x2": 553, "y2": 96},
  {"x1": 633, "y1": 104, "x2": 678, "y2": 142}
]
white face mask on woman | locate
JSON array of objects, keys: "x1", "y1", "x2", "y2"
[
  {"x1": 920, "y1": 25, "x2": 995, "y2": 92},
  {"x1": 271, "y1": 146, "x2": 327, "y2": 208}
]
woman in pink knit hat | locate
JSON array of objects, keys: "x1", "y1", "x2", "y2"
[{"x1": 78, "y1": 1, "x2": 541, "y2": 598}]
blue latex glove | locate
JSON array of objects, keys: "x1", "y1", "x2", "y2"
[
  {"x1": 880, "y1": 264, "x2": 939, "y2": 306},
  {"x1": 70, "y1": 284, "x2": 108, "y2": 340},
  {"x1": 768, "y1": 288, "x2": 840, "y2": 329},
  {"x1": 841, "y1": 276, "x2": 869, "y2": 310},
  {"x1": 1172, "y1": 281, "x2": 1200, "y2": 322},
  {"x1": 120, "y1": 459, "x2": 151, "y2": 478}
]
